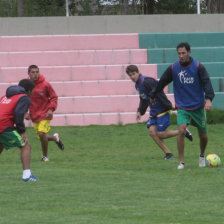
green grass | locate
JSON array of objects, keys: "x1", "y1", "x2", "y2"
[{"x1": 1, "y1": 123, "x2": 224, "y2": 224}]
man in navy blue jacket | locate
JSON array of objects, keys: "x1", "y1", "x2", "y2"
[
  {"x1": 126, "y1": 65, "x2": 193, "y2": 160},
  {"x1": 0, "y1": 79, "x2": 39, "y2": 181},
  {"x1": 151, "y1": 42, "x2": 215, "y2": 169}
]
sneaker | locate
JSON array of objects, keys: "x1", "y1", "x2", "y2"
[
  {"x1": 41, "y1": 156, "x2": 49, "y2": 162},
  {"x1": 54, "y1": 133, "x2": 64, "y2": 150},
  {"x1": 164, "y1": 153, "x2": 175, "y2": 160},
  {"x1": 199, "y1": 155, "x2": 206, "y2": 167},
  {"x1": 185, "y1": 128, "x2": 193, "y2": 141},
  {"x1": 177, "y1": 162, "x2": 185, "y2": 169},
  {"x1": 22, "y1": 174, "x2": 39, "y2": 182}
]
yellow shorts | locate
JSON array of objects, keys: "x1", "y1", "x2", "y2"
[{"x1": 33, "y1": 120, "x2": 51, "y2": 138}]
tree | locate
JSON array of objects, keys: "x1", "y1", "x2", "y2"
[
  {"x1": 143, "y1": 0, "x2": 155, "y2": 14},
  {"x1": 206, "y1": 0, "x2": 224, "y2": 13},
  {"x1": 17, "y1": 0, "x2": 24, "y2": 16}
]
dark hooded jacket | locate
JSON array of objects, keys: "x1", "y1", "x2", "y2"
[{"x1": 0, "y1": 86, "x2": 30, "y2": 134}]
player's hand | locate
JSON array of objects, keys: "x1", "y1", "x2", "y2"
[
  {"x1": 21, "y1": 133, "x2": 29, "y2": 144},
  {"x1": 204, "y1": 99, "x2": 212, "y2": 111},
  {"x1": 24, "y1": 112, "x2": 30, "y2": 120},
  {"x1": 136, "y1": 112, "x2": 141, "y2": 121},
  {"x1": 150, "y1": 98, "x2": 155, "y2": 105},
  {"x1": 46, "y1": 109, "x2": 53, "y2": 119}
]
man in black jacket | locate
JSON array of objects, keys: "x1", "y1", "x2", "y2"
[
  {"x1": 126, "y1": 65, "x2": 193, "y2": 160},
  {"x1": 0, "y1": 79, "x2": 39, "y2": 182},
  {"x1": 151, "y1": 42, "x2": 215, "y2": 169}
]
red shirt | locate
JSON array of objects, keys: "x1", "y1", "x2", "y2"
[
  {"x1": 0, "y1": 94, "x2": 26, "y2": 133},
  {"x1": 29, "y1": 74, "x2": 58, "y2": 122}
]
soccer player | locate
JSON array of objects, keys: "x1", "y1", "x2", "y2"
[
  {"x1": 126, "y1": 65, "x2": 193, "y2": 160},
  {"x1": 26, "y1": 65, "x2": 64, "y2": 162},
  {"x1": 151, "y1": 42, "x2": 215, "y2": 169},
  {"x1": 0, "y1": 79, "x2": 39, "y2": 182}
]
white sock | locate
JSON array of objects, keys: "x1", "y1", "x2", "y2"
[{"x1": 23, "y1": 169, "x2": 31, "y2": 179}]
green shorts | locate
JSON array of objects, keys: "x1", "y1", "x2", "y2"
[
  {"x1": 177, "y1": 108, "x2": 207, "y2": 133},
  {"x1": 0, "y1": 130, "x2": 25, "y2": 150}
]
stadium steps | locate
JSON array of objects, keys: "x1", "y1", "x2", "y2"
[
  {"x1": 0, "y1": 64, "x2": 157, "y2": 82},
  {"x1": 147, "y1": 47, "x2": 224, "y2": 64},
  {"x1": 0, "y1": 49, "x2": 147, "y2": 67},
  {"x1": 0, "y1": 34, "x2": 139, "y2": 51},
  {"x1": 1, "y1": 34, "x2": 172, "y2": 126},
  {"x1": 139, "y1": 32, "x2": 224, "y2": 109}
]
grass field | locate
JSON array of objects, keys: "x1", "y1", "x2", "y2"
[{"x1": 0, "y1": 123, "x2": 224, "y2": 224}]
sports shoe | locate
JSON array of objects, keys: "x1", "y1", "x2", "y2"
[
  {"x1": 41, "y1": 156, "x2": 49, "y2": 162},
  {"x1": 199, "y1": 155, "x2": 206, "y2": 167},
  {"x1": 22, "y1": 174, "x2": 39, "y2": 182},
  {"x1": 177, "y1": 162, "x2": 185, "y2": 169},
  {"x1": 185, "y1": 129, "x2": 193, "y2": 141},
  {"x1": 54, "y1": 133, "x2": 64, "y2": 150},
  {"x1": 164, "y1": 153, "x2": 175, "y2": 160}
]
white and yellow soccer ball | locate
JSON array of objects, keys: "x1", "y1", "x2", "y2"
[{"x1": 206, "y1": 154, "x2": 221, "y2": 168}]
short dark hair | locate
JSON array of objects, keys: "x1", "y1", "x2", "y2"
[
  {"x1": 28, "y1": 65, "x2": 39, "y2": 73},
  {"x1": 126, "y1": 65, "x2": 139, "y2": 75},
  {"x1": 18, "y1": 79, "x2": 35, "y2": 92},
  {"x1": 176, "y1": 42, "x2": 191, "y2": 51}
]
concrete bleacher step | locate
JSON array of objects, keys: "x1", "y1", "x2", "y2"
[
  {"x1": 49, "y1": 112, "x2": 150, "y2": 126},
  {"x1": 210, "y1": 77, "x2": 224, "y2": 92},
  {"x1": 147, "y1": 47, "x2": 224, "y2": 64},
  {"x1": 0, "y1": 64, "x2": 157, "y2": 82},
  {"x1": 0, "y1": 49, "x2": 147, "y2": 67},
  {"x1": 157, "y1": 62, "x2": 224, "y2": 78},
  {"x1": 139, "y1": 32, "x2": 224, "y2": 49},
  {"x1": 0, "y1": 79, "x2": 169, "y2": 98},
  {"x1": 0, "y1": 34, "x2": 139, "y2": 51},
  {"x1": 56, "y1": 94, "x2": 174, "y2": 114}
]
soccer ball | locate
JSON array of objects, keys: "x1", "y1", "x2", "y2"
[{"x1": 205, "y1": 154, "x2": 221, "y2": 168}]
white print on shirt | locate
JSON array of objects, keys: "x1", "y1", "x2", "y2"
[
  {"x1": 0, "y1": 97, "x2": 11, "y2": 104},
  {"x1": 178, "y1": 70, "x2": 194, "y2": 84}
]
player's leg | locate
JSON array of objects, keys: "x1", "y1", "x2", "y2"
[
  {"x1": 177, "y1": 123, "x2": 187, "y2": 164},
  {"x1": 176, "y1": 109, "x2": 192, "y2": 169},
  {"x1": 38, "y1": 131, "x2": 49, "y2": 159},
  {"x1": 47, "y1": 133, "x2": 64, "y2": 150},
  {"x1": 0, "y1": 131, "x2": 38, "y2": 181},
  {"x1": 148, "y1": 116, "x2": 175, "y2": 160},
  {"x1": 191, "y1": 108, "x2": 207, "y2": 167},
  {"x1": 34, "y1": 120, "x2": 51, "y2": 161},
  {"x1": 155, "y1": 112, "x2": 178, "y2": 139},
  {"x1": 149, "y1": 125, "x2": 172, "y2": 154},
  {"x1": 0, "y1": 143, "x2": 4, "y2": 154}
]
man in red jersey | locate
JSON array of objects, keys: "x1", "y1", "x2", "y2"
[
  {"x1": 26, "y1": 65, "x2": 64, "y2": 162},
  {"x1": 0, "y1": 79, "x2": 38, "y2": 182}
]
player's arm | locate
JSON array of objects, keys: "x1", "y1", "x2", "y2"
[
  {"x1": 150, "y1": 65, "x2": 173, "y2": 99},
  {"x1": 137, "y1": 97, "x2": 148, "y2": 116},
  {"x1": 14, "y1": 96, "x2": 31, "y2": 134},
  {"x1": 144, "y1": 77, "x2": 172, "y2": 110},
  {"x1": 46, "y1": 83, "x2": 58, "y2": 119},
  {"x1": 198, "y1": 63, "x2": 215, "y2": 111},
  {"x1": 198, "y1": 63, "x2": 215, "y2": 102},
  {"x1": 46, "y1": 83, "x2": 58, "y2": 112}
]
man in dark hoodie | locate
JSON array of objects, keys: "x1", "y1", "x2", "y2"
[
  {"x1": 126, "y1": 65, "x2": 193, "y2": 160},
  {"x1": 0, "y1": 79, "x2": 39, "y2": 182},
  {"x1": 151, "y1": 42, "x2": 215, "y2": 169}
]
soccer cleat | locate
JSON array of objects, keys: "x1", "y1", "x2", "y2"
[
  {"x1": 41, "y1": 156, "x2": 49, "y2": 162},
  {"x1": 54, "y1": 133, "x2": 64, "y2": 150},
  {"x1": 177, "y1": 162, "x2": 185, "y2": 169},
  {"x1": 164, "y1": 153, "x2": 175, "y2": 160},
  {"x1": 22, "y1": 174, "x2": 39, "y2": 182},
  {"x1": 199, "y1": 155, "x2": 206, "y2": 167},
  {"x1": 185, "y1": 128, "x2": 193, "y2": 141}
]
